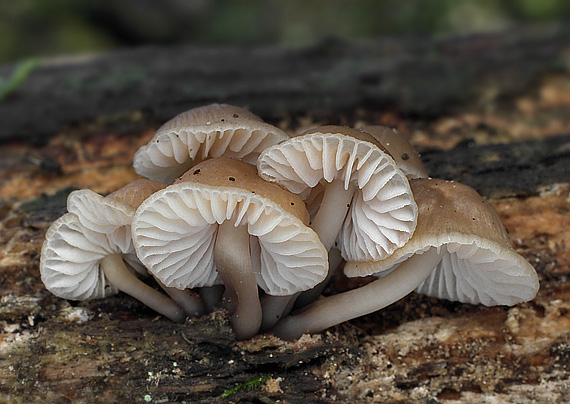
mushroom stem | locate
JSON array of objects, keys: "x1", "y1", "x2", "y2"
[
  {"x1": 199, "y1": 285, "x2": 225, "y2": 313},
  {"x1": 154, "y1": 277, "x2": 205, "y2": 318},
  {"x1": 270, "y1": 247, "x2": 444, "y2": 340},
  {"x1": 214, "y1": 221, "x2": 262, "y2": 340},
  {"x1": 101, "y1": 254, "x2": 186, "y2": 323},
  {"x1": 310, "y1": 179, "x2": 356, "y2": 251},
  {"x1": 260, "y1": 294, "x2": 297, "y2": 332}
]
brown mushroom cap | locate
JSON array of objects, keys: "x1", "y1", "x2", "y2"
[
  {"x1": 175, "y1": 157, "x2": 309, "y2": 223},
  {"x1": 133, "y1": 103, "x2": 290, "y2": 183},
  {"x1": 106, "y1": 178, "x2": 167, "y2": 209},
  {"x1": 360, "y1": 125, "x2": 428, "y2": 179},
  {"x1": 132, "y1": 157, "x2": 327, "y2": 295},
  {"x1": 345, "y1": 178, "x2": 539, "y2": 306},
  {"x1": 269, "y1": 179, "x2": 539, "y2": 340}
]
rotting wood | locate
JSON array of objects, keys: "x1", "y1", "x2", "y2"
[
  {"x1": 1, "y1": 25, "x2": 570, "y2": 403},
  {"x1": 1, "y1": 24, "x2": 570, "y2": 142},
  {"x1": 0, "y1": 130, "x2": 568, "y2": 403}
]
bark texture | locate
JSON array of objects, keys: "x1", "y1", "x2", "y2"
[
  {"x1": 1, "y1": 24, "x2": 570, "y2": 404},
  {"x1": 1, "y1": 24, "x2": 570, "y2": 142}
]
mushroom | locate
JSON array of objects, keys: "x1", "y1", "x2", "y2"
[
  {"x1": 132, "y1": 157, "x2": 328, "y2": 339},
  {"x1": 134, "y1": 103, "x2": 290, "y2": 183},
  {"x1": 40, "y1": 179, "x2": 202, "y2": 323},
  {"x1": 360, "y1": 125, "x2": 428, "y2": 179},
  {"x1": 271, "y1": 178, "x2": 539, "y2": 340},
  {"x1": 257, "y1": 125, "x2": 418, "y2": 308}
]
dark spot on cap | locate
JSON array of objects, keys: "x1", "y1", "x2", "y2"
[
  {"x1": 472, "y1": 217, "x2": 476, "y2": 220},
  {"x1": 193, "y1": 169, "x2": 201, "y2": 175},
  {"x1": 221, "y1": 118, "x2": 225, "y2": 122},
  {"x1": 229, "y1": 177, "x2": 236, "y2": 181},
  {"x1": 291, "y1": 202, "x2": 294, "y2": 206},
  {"x1": 347, "y1": 203, "x2": 350, "y2": 208},
  {"x1": 233, "y1": 114, "x2": 239, "y2": 118},
  {"x1": 401, "y1": 153, "x2": 409, "y2": 161}
]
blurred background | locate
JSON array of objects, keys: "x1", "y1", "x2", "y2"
[{"x1": 1, "y1": 0, "x2": 569, "y2": 63}]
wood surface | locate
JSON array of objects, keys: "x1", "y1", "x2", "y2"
[{"x1": 1, "y1": 24, "x2": 569, "y2": 403}]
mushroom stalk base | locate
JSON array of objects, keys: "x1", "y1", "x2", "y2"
[
  {"x1": 101, "y1": 254, "x2": 186, "y2": 323},
  {"x1": 154, "y1": 277, "x2": 205, "y2": 318},
  {"x1": 199, "y1": 285, "x2": 225, "y2": 313},
  {"x1": 214, "y1": 221, "x2": 262, "y2": 340},
  {"x1": 271, "y1": 247, "x2": 444, "y2": 340},
  {"x1": 260, "y1": 294, "x2": 297, "y2": 332}
]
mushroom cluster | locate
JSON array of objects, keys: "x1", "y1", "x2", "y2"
[{"x1": 40, "y1": 103, "x2": 539, "y2": 340}]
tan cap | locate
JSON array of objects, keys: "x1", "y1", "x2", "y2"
[
  {"x1": 132, "y1": 157, "x2": 327, "y2": 295},
  {"x1": 345, "y1": 178, "x2": 539, "y2": 306},
  {"x1": 134, "y1": 103, "x2": 290, "y2": 183},
  {"x1": 360, "y1": 125, "x2": 428, "y2": 179}
]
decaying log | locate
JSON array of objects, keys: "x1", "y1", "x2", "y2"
[
  {"x1": 1, "y1": 24, "x2": 570, "y2": 142},
  {"x1": 1, "y1": 130, "x2": 569, "y2": 403},
  {"x1": 1, "y1": 24, "x2": 570, "y2": 404}
]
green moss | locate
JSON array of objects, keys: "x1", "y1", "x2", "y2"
[
  {"x1": 220, "y1": 374, "x2": 271, "y2": 398},
  {"x1": 0, "y1": 58, "x2": 38, "y2": 102}
]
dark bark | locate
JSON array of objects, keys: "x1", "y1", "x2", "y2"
[{"x1": 1, "y1": 24, "x2": 569, "y2": 142}]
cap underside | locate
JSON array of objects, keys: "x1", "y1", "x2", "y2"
[
  {"x1": 257, "y1": 132, "x2": 418, "y2": 261},
  {"x1": 132, "y1": 182, "x2": 328, "y2": 295},
  {"x1": 134, "y1": 121, "x2": 289, "y2": 183},
  {"x1": 67, "y1": 189, "x2": 135, "y2": 235},
  {"x1": 345, "y1": 234, "x2": 539, "y2": 306},
  {"x1": 40, "y1": 213, "x2": 135, "y2": 300}
]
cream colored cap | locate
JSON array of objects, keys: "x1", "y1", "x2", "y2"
[
  {"x1": 133, "y1": 103, "x2": 289, "y2": 183},
  {"x1": 345, "y1": 178, "x2": 539, "y2": 306},
  {"x1": 361, "y1": 125, "x2": 428, "y2": 179},
  {"x1": 132, "y1": 157, "x2": 328, "y2": 295}
]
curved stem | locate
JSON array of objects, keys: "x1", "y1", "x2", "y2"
[
  {"x1": 154, "y1": 277, "x2": 205, "y2": 318},
  {"x1": 199, "y1": 285, "x2": 225, "y2": 313},
  {"x1": 294, "y1": 246, "x2": 345, "y2": 309},
  {"x1": 260, "y1": 293, "x2": 298, "y2": 332},
  {"x1": 270, "y1": 247, "x2": 444, "y2": 340},
  {"x1": 310, "y1": 179, "x2": 356, "y2": 251},
  {"x1": 214, "y1": 221, "x2": 262, "y2": 340},
  {"x1": 101, "y1": 254, "x2": 186, "y2": 323}
]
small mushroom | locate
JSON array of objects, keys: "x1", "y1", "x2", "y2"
[
  {"x1": 271, "y1": 178, "x2": 539, "y2": 340},
  {"x1": 360, "y1": 125, "x2": 428, "y2": 179},
  {"x1": 258, "y1": 125, "x2": 418, "y2": 259},
  {"x1": 257, "y1": 125, "x2": 418, "y2": 309},
  {"x1": 134, "y1": 104, "x2": 290, "y2": 183},
  {"x1": 132, "y1": 157, "x2": 328, "y2": 339},
  {"x1": 41, "y1": 179, "x2": 200, "y2": 322}
]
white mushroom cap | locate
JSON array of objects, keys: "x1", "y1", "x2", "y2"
[
  {"x1": 67, "y1": 180, "x2": 167, "y2": 275},
  {"x1": 345, "y1": 178, "x2": 539, "y2": 306},
  {"x1": 257, "y1": 125, "x2": 418, "y2": 262},
  {"x1": 132, "y1": 157, "x2": 328, "y2": 295},
  {"x1": 41, "y1": 212, "x2": 126, "y2": 300},
  {"x1": 133, "y1": 104, "x2": 290, "y2": 183},
  {"x1": 360, "y1": 125, "x2": 428, "y2": 179},
  {"x1": 41, "y1": 180, "x2": 167, "y2": 299}
]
